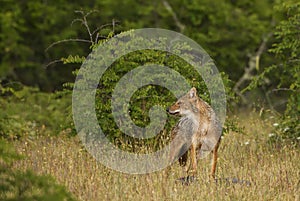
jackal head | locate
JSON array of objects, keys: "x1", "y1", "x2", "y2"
[{"x1": 167, "y1": 87, "x2": 199, "y2": 116}]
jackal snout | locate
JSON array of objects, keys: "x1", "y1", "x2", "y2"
[
  {"x1": 166, "y1": 103, "x2": 180, "y2": 115},
  {"x1": 167, "y1": 87, "x2": 198, "y2": 116}
]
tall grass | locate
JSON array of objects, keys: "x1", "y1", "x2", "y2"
[{"x1": 13, "y1": 112, "x2": 299, "y2": 201}]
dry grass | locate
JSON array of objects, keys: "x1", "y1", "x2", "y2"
[{"x1": 13, "y1": 112, "x2": 299, "y2": 201}]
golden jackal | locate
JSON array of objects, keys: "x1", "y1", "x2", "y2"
[{"x1": 167, "y1": 87, "x2": 222, "y2": 178}]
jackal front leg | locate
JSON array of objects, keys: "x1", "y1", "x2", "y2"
[
  {"x1": 189, "y1": 144, "x2": 197, "y2": 176},
  {"x1": 210, "y1": 139, "x2": 220, "y2": 179}
]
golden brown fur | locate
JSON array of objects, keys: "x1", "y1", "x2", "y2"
[{"x1": 167, "y1": 87, "x2": 222, "y2": 178}]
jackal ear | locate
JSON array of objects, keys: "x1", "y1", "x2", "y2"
[{"x1": 189, "y1": 87, "x2": 197, "y2": 98}]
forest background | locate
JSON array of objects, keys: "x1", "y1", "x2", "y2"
[{"x1": 0, "y1": 0, "x2": 299, "y2": 200}]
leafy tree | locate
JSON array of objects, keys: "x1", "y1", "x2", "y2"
[
  {"x1": 90, "y1": 0, "x2": 275, "y2": 81},
  {"x1": 64, "y1": 20, "x2": 236, "y2": 152},
  {"x1": 171, "y1": 0, "x2": 275, "y2": 81},
  {"x1": 0, "y1": 0, "x2": 87, "y2": 90},
  {"x1": 1, "y1": 0, "x2": 276, "y2": 91},
  {"x1": 270, "y1": 1, "x2": 300, "y2": 144},
  {"x1": 246, "y1": 1, "x2": 300, "y2": 144}
]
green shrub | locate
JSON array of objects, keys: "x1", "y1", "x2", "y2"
[
  {"x1": 0, "y1": 85, "x2": 74, "y2": 139},
  {"x1": 246, "y1": 1, "x2": 300, "y2": 145},
  {"x1": 64, "y1": 30, "x2": 237, "y2": 152}
]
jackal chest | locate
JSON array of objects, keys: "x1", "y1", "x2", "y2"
[
  {"x1": 174, "y1": 116, "x2": 198, "y2": 139},
  {"x1": 190, "y1": 120, "x2": 209, "y2": 146}
]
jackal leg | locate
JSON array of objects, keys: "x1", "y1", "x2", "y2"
[
  {"x1": 210, "y1": 139, "x2": 220, "y2": 179},
  {"x1": 189, "y1": 144, "x2": 197, "y2": 176},
  {"x1": 178, "y1": 151, "x2": 188, "y2": 166}
]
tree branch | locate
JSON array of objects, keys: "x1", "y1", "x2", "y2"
[
  {"x1": 234, "y1": 32, "x2": 273, "y2": 103},
  {"x1": 45, "y1": 10, "x2": 119, "y2": 68},
  {"x1": 45, "y1": 39, "x2": 92, "y2": 52},
  {"x1": 162, "y1": 0, "x2": 185, "y2": 33},
  {"x1": 43, "y1": 59, "x2": 62, "y2": 69}
]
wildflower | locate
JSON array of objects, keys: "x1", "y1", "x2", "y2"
[
  {"x1": 273, "y1": 123, "x2": 279, "y2": 127},
  {"x1": 268, "y1": 133, "x2": 275, "y2": 137},
  {"x1": 244, "y1": 141, "x2": 250, "y2": 145},
  {"x1": 283, "y1": 127, "x2": 289, "y2": 132}
]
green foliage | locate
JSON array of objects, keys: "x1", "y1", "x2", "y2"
[
  {"x1": 88, "y1": 0, "x2": 275, "y2": 81},
  {"x1": 61, "y1": 55, "x2": 86, "y2": 64},
  {"x1": 246, "y1": 1, "x2": 300, "y2": 145},
  {"x1": 1, "y1": 0, "x2": 275, "y2": 91},
  {"x1": 0, "y1": 139, "x2": 76, "y2": 201},
  {"x1": 66, "y1": 30, "x2": 236, "y2": 152},
  {"x1": 0, "y1": 86, "x2": 74, "y2": 140},
  {"x1": 173, "y1": 0, "x2": 274, "y2": 80},
  {"x1": 0, "y1": 0, "x2": 86, "y2": 90},
  {"x1": 0, "y1": 139, "x2": 23, "y2": 164},
  {"x1": 268, "y1": 1, "x2": 299, "y2": 144}
]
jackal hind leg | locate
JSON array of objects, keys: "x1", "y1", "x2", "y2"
[
  {"x1": 210, "y1": 139, "x2": 220, "y2": 179},
  {"x1": 178, "y1": 150, "x2": 188, "y2": 167}
]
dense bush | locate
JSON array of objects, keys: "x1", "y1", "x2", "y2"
[
  {"x1": 65, "y1": 30, "x2": 237, "y2": 152},
  {"x1": 246, "y1": 1, "x2": 300, "y2": 145},
  {"x1": 0, "y1": 86, "x2": 73, "y2": 140},
  {"x1": 271, "y1": 1, "x2": 300, "y2": 145}
]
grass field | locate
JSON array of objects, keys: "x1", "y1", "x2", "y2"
[{"x1": 13, "y1": 111, "x2": 299, "y2": 201}]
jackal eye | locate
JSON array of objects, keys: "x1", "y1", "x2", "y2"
[{"x1": 177, "y1": 101, "x2": 183, "y2": 105}]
